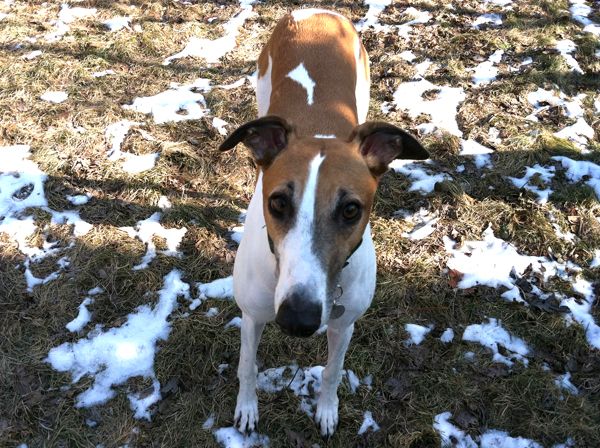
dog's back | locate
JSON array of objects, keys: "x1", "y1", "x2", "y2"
[{"x1": 256, "y1": 9, "x2": 370, "y2": 139}]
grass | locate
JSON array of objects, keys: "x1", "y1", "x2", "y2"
[{"x1": 1, "y1": 0, "x2": 600, "y2": 447}]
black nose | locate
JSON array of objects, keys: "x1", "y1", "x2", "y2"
[{"x1": 275, "y1": 291, "x2": 321, "y2": 338}]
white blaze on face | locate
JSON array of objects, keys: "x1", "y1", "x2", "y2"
[
  {"x1": 286, "y1": 63, "x2": 316, "y2": 105},
  {"x1": 355, "y1": 36, "x2": 369, "y2": 124},
  {"x1": 274, "y1": 154, "x2": 327, "y2": 315}
]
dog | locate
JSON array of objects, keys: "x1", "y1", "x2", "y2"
[{"x1": 219, "y1": 8, "x2": 429, "y2": 437}]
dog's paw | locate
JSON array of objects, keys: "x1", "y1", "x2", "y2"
[
  {"x1": 315, "y1": 396, "x2": 339, "y2": 438},
  {"x1": 234, "y1": 396, "x2": 259, "y2": 433}
]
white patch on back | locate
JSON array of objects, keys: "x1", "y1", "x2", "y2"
[
  {"x1": 291, "y1": 8, "x2": 346, "y2": 22},
  {"x1": 354, "y1": 36, "x2": 370, "y2": 124},
  {"x1": 314, "y1": 134, "x2": 336, "y2": 139},
  {"x1": 286, "y1": 63, "x2": 316, "y2": 106},
  {"x1": 257, "y1": 55, "x2": 273, "y2": 117},
  {"x1": 274, "y1": 154, "x2": 327, "y2": 314}
]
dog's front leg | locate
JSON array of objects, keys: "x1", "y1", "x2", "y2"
[
  {"x1": 315, "y1": 323, "x2": 355, "y2": 437},
  {"x1": 234, "y1": 313, "x2": 265, "y2": 433}
]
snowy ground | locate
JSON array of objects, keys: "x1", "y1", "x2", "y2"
[{"x1": 1, "y1": 0, "x2": 600, "y2": 447}]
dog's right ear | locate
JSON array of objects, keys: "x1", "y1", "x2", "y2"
[{"x1": 219, "y1": 115, "x2": 292, "y2": 166}]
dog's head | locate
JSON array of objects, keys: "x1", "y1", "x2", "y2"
[{"x1": 220, "y1": 116, "x2": 428, "y2": 337}]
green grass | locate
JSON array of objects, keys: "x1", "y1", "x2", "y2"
[{"x1": 1, "y1": 0, "x2": 600, "y2": 447}]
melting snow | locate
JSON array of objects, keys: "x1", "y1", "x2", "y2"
[
  {"x1": 66, "y1": 298, "x2": 94, "y2": 332},
  {"x1": 434, "y1": 412, "x2": 560, "y2": 448},
  {"x1": 440, "y1": 328, "x2": 454, "y2": 343},
  {"x1": 224, "y1": 316, "x2": 242, "y2": 329},
  {"x1": 560, "y1": 277, "x2": 600, "y2": 349},
  {"x1": 390, "y1": 160, "x2": 451, "y2": 194},
  {"x1": 123, "y1": 78, "x2": 212, "y2": 124},
  {"x1": 212, "y1": 117, "x2": 229, "y2": 136},
  {"x1": 555, "y1": 39, "x2": 583, "y2": 74},
  {"x1": 460, "y1": 139, "x2": 494, "y2": 169},
  {"x1": 472, "y1": 50, "x2": 503, "y2": 85},
  {"x1": 22, "y1": 50, "x2": 42, "y2": 60},
  {"x1": 40, "y1": 91, "x2": 68, "y2": 103},
  {"x1": 119, "y1": 212, "x2": 187, "y2": 270},
  {"x1": 355, "y1": 3, "x2": 431, "y2": 36},
  {"x1": 404, "y1": 323, "x2": 432, "y2": 345},
  {"x1": 92, "y1": 69, "x2": 115, "y2": 77},
  {"x1": 197, "y1": 276, "x2": 234, "y2": 300},
  {"x1": 45, "y1": 3, "x2": 97, "y2": 42},
  {"x1": 358, "y1": 411, "x2": 380, "y2": 435},
  {"x1": 552, "y1": 156, "x2": 600, "y2": 200},
  {"x1": 104, "y1": 16, "x2": 131, "y2": 32},
  {"x1": 508, "y1": 164, "x2": 555, "y2": 204},
  {"x1": 66, "y1": 194, "x2": 91, "y2": 205},
  {"x1": 445, "y1": 225, "x2": 574, "y2": 302},
  {"x1": 105, "y1": 120, "x2": 159, "y2": 173},
  {"x1": 163, "y1": 0, "x2": 257, "y2": 65},
  {"x1": 472, "y1": 13, "x2": 503, "y2": 29},
  {"x1": 213, "y1": 427, "x2": 269, "y2": 448},
  {"x1": 555, "y1": 372, "x2": 579, "y2": 395},
  {"x1": 47, "y1": 270, "x2": 190, "y2": 419},
  {"x1": 386, "y1": 77, "x2": 466, "y2": 136},
  {"x1": 463, "y1": 318, "x2": 530, "y2": 366},
  {"x1": 569, "y1": 0, "x2": 600, "y2": 36}
]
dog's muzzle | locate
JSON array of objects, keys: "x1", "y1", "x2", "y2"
[{"x1": 275, "y1": 288, "x2": 322, "y2": 337}]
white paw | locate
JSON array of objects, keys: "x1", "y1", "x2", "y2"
[
  {"x1": 315, "y1": 395, "x2": 339, "y2": 438},
  {"x1": 234, "y1": 395, "x2": 259, "y2": 433}
]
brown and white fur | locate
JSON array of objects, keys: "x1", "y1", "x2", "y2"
[{"x1": 219, "y1": 9, "x2": 429, "y2": 437}]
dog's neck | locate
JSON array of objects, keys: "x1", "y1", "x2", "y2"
[{"x1": 257, "y1": 9, "x2": 370, "y2": 138}]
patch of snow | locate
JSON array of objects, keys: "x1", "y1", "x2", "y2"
[
  {"x1": 480, "y1": 430, "x2": 542, "y2": 448},
  {"x1": 123, "y1": 78, "x2": 212, "y2": 124},
  {"x1": 212, "y1": 117, "x2": 228, "y2": 136},
  {"x1": 569, "y1": 0, "x2": 600, "y2": 37},
  {"x1": 463, "y1": 318, "x2": 530, "y2": 366},
  {"x1": 445, "y1": 224, "x2": 577, "y2": 302},
  {"x1": 119, "y1": 212, "x2": 187, "y2": 270},
  {"x1": 552, "y1": 156, "x2": 600, "y2": 200},
  {"x1": 390, "y1": 160, "x2": 451, "y2": 194},
  {"x1": 47, "y1": 270, "x2": 190, "y2": 419},
  {"x1": 402, "y1": 216, "x2": 439, "y2": 240},
  {"x1": 224, "y1": 317, "x2": 242, "y2": 329},
  {"x1": 440, "y1": 328, "x2": 454, "y2": 343},
  {"x1": 560, "y1": 277, "x2": 600, "y2": 349},
  {"x1": 104, "y1": 16, "x2": 131, "y2": 32},
  {"x1": 355, "y1": 0, "x2": 392, "y2": 32},
  {"x1": 554, "y1": 118, "x2": 595, "y2": 149},
  {"x1": 404, "y1": 323, "x2": 432, "y2": 345},
  {"x1": 66, "y1": 297, "x2": 94, "y2": 332},
  {"x1": 163, "y1": 0, "x2": 257, "y2": 65},
  {"x1": 433, "y1": 412, "x2": 477, "y2": 448},
  {"x1": 472, "y1": 50, "x2": 504, "y2": 85},
  {"x1": 213, "y1": 427, "x2": 269, "y2": 448},
  {"x1": 555, "y1": 372, "x2": 579, "y2": 395},
  {"x1": 45, "y1": 4, "x2": 97, "y2": 42},
  {"x1": 460, "y1": 139, "x2": 494, "y2": 169},
  {"x1": 67, "y1": 194, "x2": 91, "y2": 206},
  {"x1": 358, "y1": 411, "x2": 380, "y2": 435},
  {"x1": 590, "y1": 249, "x2": 600, "y2": 268},
  {"x1": 41, "y1": 91, "x2": 68, "y2": 103},
  {"x1": 105, "y1": 120, "x2": 159, "y2": 173},
  {"x1": 555, "y1": 39, "x2": 583, "y2": 74},
  {"x1": 472, "y1": 13, "x2": 503, "y2": 29},
  {"x1": 92, "y1": 69, "x2": 116, "y2": 78},
  {"x1": 197, "y1": 276, "x2": 233, "y2": 300},
  {"x1": 399, "y1": 50, "x2": 417, "y2": 62},
  {"x1": 22, "y1": 50, "x2": 42, "y2": 60},
  {"x1": 205, "y1": 307, "x2": 219, "y2": 317},
  {"x1": 508, "y1": 164, "x2": 555, "y2": 204},
  {"x1": 387, "y1": 77, "x2": 466, "y2": 136},
  {"x1": 202, "y1": 414, "x2": 215, "y2": 430}
]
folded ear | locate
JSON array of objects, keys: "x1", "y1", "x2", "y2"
[
  {"x1": 219, "y1": 115, "x2": 292, "y2": 166},
  {"x1": 350, "y1": 121, "x2": 429, "y2": 176}
]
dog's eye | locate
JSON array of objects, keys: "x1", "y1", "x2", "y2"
[
  {"x1": 269, "y1": 195, "x2": 289, "y2": 217},
  {"x1": 342, "y1": 202, "x2": 361, "y2": 222}
]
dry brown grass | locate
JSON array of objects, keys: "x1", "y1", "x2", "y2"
[{"x1": 1, "y1": 0, "x2": 600, "y2": 447}]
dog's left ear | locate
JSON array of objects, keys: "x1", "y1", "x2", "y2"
[
  {"x1": 219, "y1": 115, "x2": 292, "y2": 166},
  {"x1": 350, "y1": 121, "x2": 429, "y2": 176}
]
